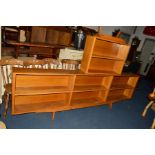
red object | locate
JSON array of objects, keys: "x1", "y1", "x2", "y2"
[{"x1": 143, "y1": 26, "x2": 155, "y2": 36}]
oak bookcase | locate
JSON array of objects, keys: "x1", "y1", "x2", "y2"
[
  {"x1": 80, "y1": 35, "x2": 130, "y2": 74},
  {"x1": 11, "y1": 35, "x2": 140, "y2": 120},
  {"x1": 12, "y1": 68, "x2": 139, "y2": 115}
]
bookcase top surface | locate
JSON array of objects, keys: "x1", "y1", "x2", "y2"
[
  {"x1": 92, "y1": 34, "x2": 126, "y2": 45},
  {"x1": 12, "y1": 68, "x2": 139, "y2": 77}
]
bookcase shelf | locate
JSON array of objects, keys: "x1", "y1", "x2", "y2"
[
  {"x1": 73, "y1": 85, "x2": 106, "y2": 92},
  {"x1": 88, "y1": 57, "x2": 125, "y2": 74},
  {"x1": 110, "y1": 75, "x2": 139, "y2": 90},
  {"x1": 15, "y1": 86, "x2": 71, "y2": 95},
  {"x1": 71, "y1": 90, "x2": 107, "y2": 109},
  {"x1": 13, "y1": 92, "x2": 71, "y2": 114},
  {"x1": 106, "y1": 75, "x2": 139, "y2": 103},
  {"x1": 92, "y1": 55, "x2": 124, "y2": 61},
  {"x1": 106, "y1": 89, "x2": 133, "y2": 103},
  {"x1": 74, "y1": 75, "x2": 113, "y2": 91},
  {"x1": 14, "y1": 100, "x2": 70, "y2": 114}
]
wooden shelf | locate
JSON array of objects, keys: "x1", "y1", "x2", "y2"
[
  {"x1": 13, "y1": 92, "x2": 71, "y2": 114},
  {"x1": 106, "y1": 95, "x2": 128, "y2": 103},
  {"x1": 88, "y1": 57, "x2": 124, "y2": 74},
  {"x1": 74, "y1": 75, "x2": 112, "y2": 91},
  {"x1": 92, "y1": 55, "x2": 123, "y2": 61},
  {"x1": 14, "y1": 101, "x2": 70, "y2": 114},
  {"x1": 71, "y1": 90, "x2": 106, "y2": 109},
  {"x1": 71, "y1": 98, "x2": 103, "y2": 109},
  {"x1": 73, "y1": 85, "x2": 106, "y2": 92},
  {"x1": 15, "y1": 86, "x2": 71, "y2": 95},
  {"x1": 106, "y1": 87, "x2": 136, "y2": 103},
  {"x1": 95, "y1": 35, "x2": 126, "y2": 44},
  {"x1": 88, "y1": 69, "x2": 118, "y2": 74},
  {"x1": 110, "y1": 84, "x2": 133, "y2": 90},
  {"x1": 111, "y1": 75, "x2": 140, "y2": 90}
]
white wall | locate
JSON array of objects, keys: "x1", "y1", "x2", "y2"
[
  {"x1": 129, "y1": 26, "x2": 155, "y2": 51},
  {"x1": 86, "y1": 26, "x2": 155, "y2": 51},
  {"x1": 86, "y1": 26, "x2": 135, "y2": 35}
]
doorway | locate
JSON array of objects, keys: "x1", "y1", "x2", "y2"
[{"x1": 140, "y1": 38, "x2": 155, "y2": 75}]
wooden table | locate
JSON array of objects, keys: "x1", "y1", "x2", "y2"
[{"x1": 5, "y1": 40, "x2": 69, "y2": 58}]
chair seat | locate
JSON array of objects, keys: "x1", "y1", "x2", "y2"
[
  {"x1": 4, "y1": 84, "x2": 12, "y2": 94},
  {"x1": 148, "y1": 93, "x2": 155, "y2": 101}
]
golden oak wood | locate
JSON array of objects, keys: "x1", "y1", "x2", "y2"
[
  {"x1": 12, "y1": 68, "x2": 139, "y2": 117},
  {"x1": 80, "y1": 35, "x2": 130, "y2": 74},
  {"x1": 9, "y1": 33, "x2": 139, "y2": 121}
]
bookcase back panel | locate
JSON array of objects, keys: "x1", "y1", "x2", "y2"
[
  {"x1": 112, "y1": 76, "x2": 129, "y2": 86},
  {"x1": 111, "y1": 76, "x2": 139, "y2": 89},
  {"x1": 72, "y1": 91, "x2": 99, "y2": 100},
  {"x1": 16, "y1": 75, "x2": 71, "y2": 87},
  {"x1": 71, "y1": 91, "x2": 105, "y2": 107},
  {"x1": 15, "y1": 93, "x2": 68, "y2": 105},
  {"x1": 75, "y1": 75, "x2": 103, "y2": 86},
  {"x1": 93, "y1": 39, "x2": 120, "y2": 57},
  {"x1": 108, "y1": 89, "x2": 125, "y2": 96},
  {"x1": 89, "y1": 58, "x2": 116, "y2": 73}
]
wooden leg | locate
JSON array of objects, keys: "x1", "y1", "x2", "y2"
[
  {"x1": 3, "y1": 93, "x2": 9, "y2": 118},
  {"x1": 151, "y1": 117, "x2": 155, "y2": 129},
  {"x1": 52, "y1": 112, "x2": 55, "y2": 121},
  {"x1": 15, "y1": 46, "x2": 20, "y2": 58},
  {"x1": 142, "y1": 101, "x2": 154, "y2": 117},
  {"x1": 108, "y1": 102, "x2": 113, "y2": 109}
]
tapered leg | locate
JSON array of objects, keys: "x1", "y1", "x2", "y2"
[
  {"x1": 108, "y1": 102, "x2": 113, "y2": 109},
  {"x1": 3, "y1": 92, "x2": 9, "y2": 118},
  {"x1": 52, "y1": 112, "x2": 55, "y2": 121},
  {"x1": 142, "y1": 101, "x2": 154, "y2": 117},
  {"x1": 151, "y1": 118, "x2": 155, "y2": 129}
]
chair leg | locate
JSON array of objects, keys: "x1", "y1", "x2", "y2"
[
  {"x1": 3, "y1": 93, "x2": 9, "y2": 118},
  {"x1": 151, "y1": 118, "x2": 155, "y2": 129},
  {"x1": 142, "y1": 101, "x2": 154, "y2": 117}
]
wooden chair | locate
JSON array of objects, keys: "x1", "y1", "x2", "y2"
[
  {"x1": 0, "y1": 58, "x2": 24, "y2": 117},
  {"x1": 23, "y1": 59, "x2": 45, "y2": 69},
  {"x1": 43, "y1": 58, "x2": 60, "y2": 69},
  {"x1": 142, "y1": 88, "x2": 155, "y2": 129},
  {"x1": 61, "y1": 59, "x2": 81, "y2": 70}
]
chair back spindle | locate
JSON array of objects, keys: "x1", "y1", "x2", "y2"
[{"x1": 0, "y1": 59, "x2": 24, "y2": 85}]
